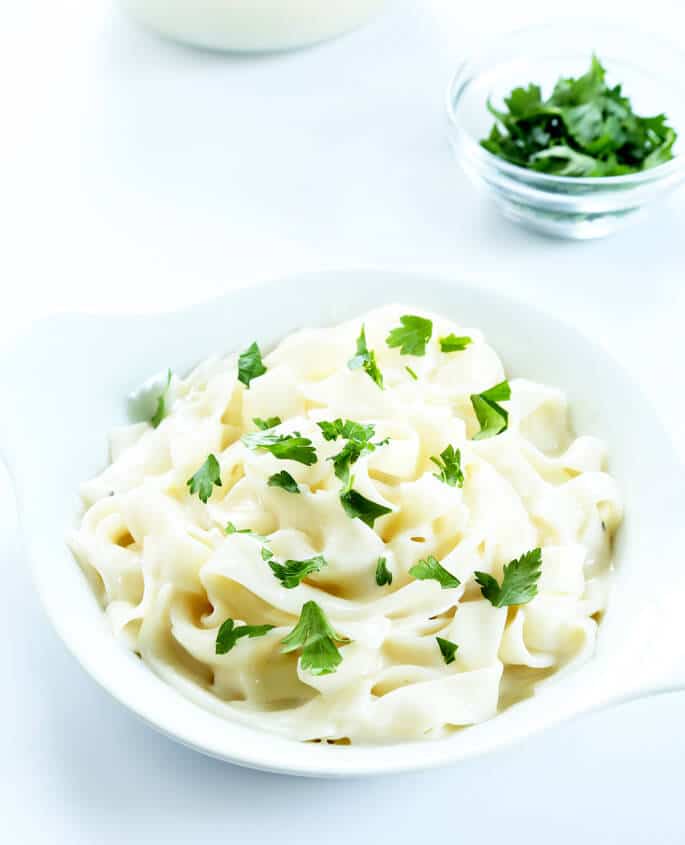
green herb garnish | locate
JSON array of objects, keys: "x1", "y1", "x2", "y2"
[
  {"x1": 386, "y1": 315, "x2": 433, "y2": 356},
  {"x1": 267, "y1": 470, "x2": 300, "y2": 494},
  {"x1": 318, "y1": 419, "x2": 375, "y2": 443},
  {"x1": 375, "y1": 557, "x2": 393, "y2": 586},
  {"x1": 186, "y1": 454, "x2": 222, "y2": 503},
  {"x1": 440, "y1": 335, "x2": 472, "y2": 353},
  {"x1": 242, "y1": 431, "x2": 317, "y2": 466},
  {"x1": 280, "y1": 601, "x2": 350, "y2": 675},
  {"x1": 409, "y1": 555, "x2": 460, "y2": 589},
  {"x1": 436, "y1": 636, "x2": 459, "y2": 665},
  {"x1": 340, "y1": 485, "x2": 393, "y2": 528},
  {"x1": 430, "y1": 445, "x2": 464, "y2": 488},
  {"x1": 268, "y1": 555, "x2": 326, "y2": 589},
  {"x1": 471, "y1": 380, "x2": 511, "y2": 440},
  {"x1": 150, "y1": 369, "x2": 172, "y2": 428},
  {"x1": 318, "y1": 418, "x2": 386, "y2": 485},
  {"x1": 405, "y1": 365, "x2": 418, "y2": 380},
  {"x1": 348, "y1": 325, "x2": 384, "y2": 389},
  {"x1": 238, "y1": 341, "x2": 267, "y2": 388},
  {"x1": 225, "y1": 522, "x2": 264, "y2": 537},
  {"x1": 475, "y1": 548, "x2": 542, "y2": 607},
  {"x1": 215, "y1": 618, "x2": 275, "y2": 655},
  {"x1": 253, "y1": 416, "x2": 281, "y2": 430},
  {"x1": 481, "y1": 55, "x2": 677, "y2": 176}
]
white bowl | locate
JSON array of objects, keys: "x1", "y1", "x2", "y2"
[
  {"x1": 121, "y1": 0, "x2": 388, "y2": 52},
  {"x1": 1, "y1": 269, "x2": 684, "y2": 777}
]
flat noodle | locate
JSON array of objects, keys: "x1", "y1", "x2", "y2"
[{"x1": 68, "y1": 305, "x2": 622, "y2": 743}]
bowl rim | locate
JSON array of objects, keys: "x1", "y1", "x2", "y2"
[
  {"x1": 3, "y1": 266, "x2": 684, "y2": 777},
  {"x1": 445, "y1": 21, "x2": 685, "y2": 190}
]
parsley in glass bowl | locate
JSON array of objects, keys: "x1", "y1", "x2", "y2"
[{"x1": 446, "y1": 23, "x2": 685, "y2": 239}]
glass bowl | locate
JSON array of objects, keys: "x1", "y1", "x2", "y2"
[{"x1": 446, "y1": 23, "x2": 685, "y2": 239}]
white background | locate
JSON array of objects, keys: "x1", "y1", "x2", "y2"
[{"x1": 2, "y1": 1, "x2": 685, "y2": 842}]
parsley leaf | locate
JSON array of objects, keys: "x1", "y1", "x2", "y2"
[
  {"x1": 348, "y1": 325, "x2": 384, "y2": 389},
  {"x1": 150, "y1": 369, "x2": 172, "y2": 428},
  {"x1": 430, "y1": 445, "x2": 464, "y2": 488},
  {"x1": 242, "y1": 431, "x2": 317, "y2": 465},
  {"x1": 267, "y1": 470, "x2": 300, "y2": 494},
  {"x1": 436, "y1": 636, "x2": 459, "y2": 665},
  {"x1": 238, "y1": 341, "x2": 267, "y2": 388},
  {"x1": 186, "y1": 454, "x2": 222, "y2": 503},
  {"x1": 375, "y1": 557, "x2": 393, "y2": 586},
  {"x1": 280, "y1": 601, "x2": 350, "y2": 675},
  {"x1": 409, "y1": 555, "x2": 460, "y2": 589},
  {"x1": 318, "y1": 419, "x2": 345, "y2": 441},
  {"x1": 471, "y1": 380, "x2": 511, "y2": 440},
  {"x1": 253, "y1": 416, "x2": 281, "y2": 430},
  {"x1": 268, "y1": 555, "x2": 326, "y2": 589},
  {"x1": 330, "y1": 441, "x2": 364, "y2": 484},
  {"x1": 480, "y1": 54, "x2": 678, "y2": 177},
  {"x1": 386, "y1": 315, "x2": 433, "y2": 356},
  {"x1": 440, "y1": 334, "x2": 472, "y2": 353},
  {"x1": 340, "y1": 486, "x2": 392, "y2": 528},
  {"x1": 474, "y1": 548, "x2": 542, "y2": 607},
  {"x1": 318, "y1": 419, "x2": 386, "y2": 485},
  {"x1": 405, "y1": 365, "x2": 418, "y2": 380},
  {"x1": 261, "y1": 546, "x2": 274, "y2": 561},
  {"x1": 226, "y1": 522, "x2": 261, "y2": 536},
  {"x1": 318, "y1": 418, "x2": 375, "y2": 443},
  {"x1": 215, "y1": 618, "x2": 275, "y2": 655}
]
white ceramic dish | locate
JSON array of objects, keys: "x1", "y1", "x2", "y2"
[
  {"x1": 122, "y1": 0, "x2": 387, "y2": 52},
  {"x1": 1, "y1": 269, "x2": 684, "y2": 777}
]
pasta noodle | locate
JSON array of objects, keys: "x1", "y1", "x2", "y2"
[{"x1": 68, "y1": 306, "x2": 622, "y2": 743}]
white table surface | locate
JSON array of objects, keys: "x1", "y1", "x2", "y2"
[{"x1": 2, "y1": 1, "x2": 685, "y2": 842}]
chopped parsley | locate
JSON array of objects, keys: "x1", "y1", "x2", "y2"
[
  {"x1": 225, "y1": 522, "x2": 265, "y2": 538},
  {"x1": 386, "y1": 315, "x2": 433, "y2": 356},
  {"x1": 253, "y1": 416, "x2": 281, "y2": 430},
  {"x1": 481, "y1": 55, "x2": 677, "y2": 177},
  {"x1": 405, "y1": 365, "x2": 418, "y2": 381},
  {"x1": 436, "y1": 636, "x2": 459, "y2": 665},
  {"x1": 475, "y1": 548, "x2": 542, "y2": 607},
  {"x1": 318, "y1": 418, "x2": 387, "y2": 485},
  {"x1": 348, "y1": 325, "x2": 384, "y2": 389},
  {"x1": 430, "y1": 445, "x2": 464, "y2": 488},
  {"x1": 280, "y1": 600, "x2": 350, "y2": 675},
  {"x1": 340, "y1": 485, "x2": 393, "y2": 528},
  {"x1": 268, "y1": 555, "x2": 327, "y2": 589},
  {"x1": 439, "y1": 334, "x2": 472, "y2": 353},
  {"x1": 186, "y1": 454, "x2": 222, "y2": 503},
  {"x1": 150, "y1": 369, "x2": 172, "y2": 428},
  {"x1": 242, "y1": 431, "x2": 317, "y2": 465},
  {"x1": 238, "y1": 341, "x2": 267, "y2": 388},
  {"x1": 330, "y1": 442, "x2": 368, "y2": 485},
  {"x1": 375, "y1": 557, "x2": 393, "y2": 586},
  {"x1": 215, "y1": 618, "x2": 275, "y2": 655},
  {"x1": 471, "y1": 380, "x2": 511, "y2": 440},
  {"x1": 267, "y1": 470, "x2": 300, "y2": 494},
  {"x1": 409, "y1": 555, "x2": 460, "y2": 589},
  {"x1": 318, "y1": 418, "x2": 375, "y2": 443}
]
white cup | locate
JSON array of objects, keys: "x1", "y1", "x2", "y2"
[{"x1": 122, "y1": 0, "x2": 388, "y2": 52}]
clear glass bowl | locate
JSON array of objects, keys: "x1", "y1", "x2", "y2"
[{"x1": 446, "y1": 23, "x2": 685, "y2": 239}]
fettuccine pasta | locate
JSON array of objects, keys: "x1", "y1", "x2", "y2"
[{"x1": 68, "y1": 306, "x2": 621, "y2": 743}]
